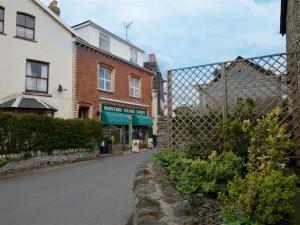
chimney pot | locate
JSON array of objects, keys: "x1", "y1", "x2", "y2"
[{"x1": 48, "y1": 0, "x2": 60, "y2": 17}]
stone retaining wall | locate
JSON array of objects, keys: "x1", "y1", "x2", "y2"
[
  {"x1": 0, "y1": 149, "x2": 98, "y2": 178},
  {"x1": 133, "y1": 162, "x2": 199, "y2": 225}
]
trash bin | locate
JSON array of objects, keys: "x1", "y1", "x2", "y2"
[
  {"x1": 152, "y1": 135, "x2": 157, "y2": 147},
  {"x1": 100, "y1": 136, "x2": 111, "y2": 154}
]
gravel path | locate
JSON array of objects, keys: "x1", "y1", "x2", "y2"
[{"x1": 0, "y1": 150, "x2": 154, "y2": 225}]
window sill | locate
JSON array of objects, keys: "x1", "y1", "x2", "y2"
[
  {"x1": 130, "y1": 95, "x2": 142, "y2": 100},
  {"x1": 23, "y1": 92, "x2": 52, "y2": 97},
  {"x1": 0, "y1": 32, "x2": 7, "y2": 36},
  {"x1": 14, "y1": 36, "x2": 37, "y2": 43},
  {"x1": 99, "y1": 89, "x2": 114, "y2": 94}
]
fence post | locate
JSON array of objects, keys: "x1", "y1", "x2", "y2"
[
  {"x1": 221, "y1": 63, "x2": 227, "y2": 121},
  {"x1": 289, "y1": 51, "x2": 300, "y2": 166},
  {"x1": 167, "y1": 70, "x2": 173, "y2": 149}
]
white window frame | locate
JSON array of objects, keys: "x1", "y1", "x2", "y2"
[
  {"x1": 99, "y1": 33, "x2": 110, "y2": 52},
  {"x1": 129, "y1": 77, "x2": 140, "y2": 98},
  {"x1": 130, "y1": 48, "x2": 138, "y2": 63},
  {"x1": 25, "y1": 60, "x2": 49, "y2": 93},
  {"x1": 99, "y1": 67, "x2": 113, "y2": 92}
]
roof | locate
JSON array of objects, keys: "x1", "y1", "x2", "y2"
[
  {"x1": 32, "y1": 0, "x2": 77, "y2": 37},
  {"x1": 0, "y1": 96, "x2": 57, "y2": 111},
  {"x1": 280, "y1": 0, "x2": 288, "y2": 35},
  {"x1": 211, "y1": 56, "x2": 277, "y2": 83},
  {"x1": 76, "y1": 38, "x2": 155, "y2": 75},
  {"x1": 72, "y1": 20, "x2": 145, "y2": 53}
]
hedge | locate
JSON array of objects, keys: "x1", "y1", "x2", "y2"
[{"x1": 0, "y1": 113, "x2": 103, "y2": 155}]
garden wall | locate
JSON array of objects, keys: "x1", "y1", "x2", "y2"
[
  {"x1": 0, "y1": 148, "x2": 98, "y2": 178},
  {"x1": 133, "y1": 162, "x2": 222, "y2": 225}
]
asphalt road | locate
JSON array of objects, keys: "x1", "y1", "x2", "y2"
[{"x1": 0, "y1": 150, "x2": 154, "y2": 225}]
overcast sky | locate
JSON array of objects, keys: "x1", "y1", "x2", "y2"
[{"x1": 41, "y1": 0, "x2": 285, "y2": 74}]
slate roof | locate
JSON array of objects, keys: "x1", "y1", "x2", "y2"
[{"x1": 0, "y1": 96, "x2": 57, "y2": 111}]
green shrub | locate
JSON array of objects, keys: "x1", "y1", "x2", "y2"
[
  {"x1": 0, "y1": 113, "x2": 103, "y2": 154},
  {"x1": 153, "y1": 150, "x2": 243, "y2": 198},
  {"x1": 182, "y1": 143, "x2": 212, "y2": 160},
  {"x1": 0, "y1": 113, "x2": 17, "y2": 154},
  {"x1": 220, "y1": 108, "x2": 297, "y2": 225},
  {"x1": 177, "y1": 152, "x2": 243, "y2": 198},
  {"x1": 247, "y1": 107, "x2": 294, "y2": 174},
  {"x1": 220, "y1": 171, "x2": 297, "y2": 225},
  {"x1": 0, "y1": 158, "x2": 9, "y2": 167},
  {"x1": 215, "y1": 98, "x2": 257, "y2": 160}
]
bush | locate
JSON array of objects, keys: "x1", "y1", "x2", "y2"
[
  {"x1": 220, "y1": 108, "x2": 297, "y2": 225},
  {"x1": 220, "y1": 171, "x2": 297, "y2": 225},
  {"x1": 177, "y1": 152, "x2": 243, "y2": 198},
  {"x1": 0, "y1": 113, "x2": 103, "y2": 155},
  {"x1": 0, "y1": 113, "x2": 17, "y2": 154},
  {"x1": 247, "y1": 107, "x2": 293, "y2": 174},
  {"x1": 215, "y1": 98, "x2": 257, "y2": 160},
  {"x1": 152, "y1": 150, "x2": 243, "y2": 198}
]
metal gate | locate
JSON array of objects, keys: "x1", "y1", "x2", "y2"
[{"x1": 167, "y1": 53, "x2": 300, "y2": 159}]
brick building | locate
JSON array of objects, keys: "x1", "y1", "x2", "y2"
[
  {"x1": 280, "y1": 0, "x2": 300, "y2": 164},
  {"x1": 74, "y1": 39, "x2": 154, "y2": 148}
]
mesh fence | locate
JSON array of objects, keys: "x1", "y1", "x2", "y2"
[{"x1": 167, "y1": 53, "x2": 300, "y2": 158}]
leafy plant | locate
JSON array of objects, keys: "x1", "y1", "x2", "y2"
[
  {"x1": 153, "y1": 150, "x2": 243, "y2": 198},
  {"x1": 247, "y1": 107, "x2": 294, "y2": 174},
  {"x1": 220, "y1": 171, "x2": 297, "y2": 225},
  {"x1": 220, "y1": 108, "x2": 297, "y2": 225},
  {"x1": 215, "y1": 98, "x2": 257, "y2": 160}
]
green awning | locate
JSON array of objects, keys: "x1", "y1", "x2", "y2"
[
  {"x1": 101, "y1": 111, "x2": 130, "y2": 125},
  {"x1": 132, "y1": 114, "x2": 153, "y2": 126}
]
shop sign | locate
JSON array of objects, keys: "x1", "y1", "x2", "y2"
[{"x1": 102, "y1": 105, "x2": 147, "y2": 115}]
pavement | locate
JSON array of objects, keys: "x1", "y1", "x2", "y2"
[{"x1": 0, "y1": 149, "x2": 154, "y2": 225}]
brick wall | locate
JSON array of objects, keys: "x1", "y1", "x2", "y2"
[{"x1": 75, "y1": 43, "x2": 153, "y2": 119}]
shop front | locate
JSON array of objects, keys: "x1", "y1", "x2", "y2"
[{"x1": 101, "y1": 105, "x2": 153, "y2": 150}]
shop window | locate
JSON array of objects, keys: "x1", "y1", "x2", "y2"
[
  {"x1": 25, "y1": 60, "x2": 49, "y2": 93},
  {"x1": 99, "y1": 67, "x2": 113, "y2": 92},
  {"x1": 16, "y1": 12, "x2": 35, "y2": 40},
  {"x1": 78, "y1": 107, "x2": 89, "y2": 119},
  {"x1": 130, "y1": 77, "x2": 140, "y2": 98}
]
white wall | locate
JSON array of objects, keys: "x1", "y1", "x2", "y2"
[
  {"x1": 74, "y1": 24, "x2": 145, "y2": 67},
  {"x1": 0, "y1": 0, "x2": 75, "y2": 118}
]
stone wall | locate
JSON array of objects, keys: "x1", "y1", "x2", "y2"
[
  {"x1": 0, "y1": 149, "x2": 98, "y2": 178},
  {"x1": 286, "y1": 0, "x2": 300, "y2": 164},
  {"x1": 133, "y1": 162, "x2": 199, "y2": 225},
  {"x1": 157, "y1": 116, "x2": 168, "y2": 149}
]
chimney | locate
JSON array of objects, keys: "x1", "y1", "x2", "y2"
[{"x1": 48, "y1": 0, "x2": 60, "y2": 16}]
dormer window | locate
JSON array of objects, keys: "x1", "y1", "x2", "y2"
[
  {"x1": 99, "y1": 33, "x2": 110, "y2": 51},
  {"x1": 16, "y1": 12, "x2": 35, "y2": 40},
  {"x1": 0, "y1": 7, "x2": 4, "y2": 33},
  {"x1": 130, "y1": 48, "x2": 137, "y2": 63}
]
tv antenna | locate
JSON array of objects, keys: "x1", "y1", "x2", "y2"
[{"x1": 124, "y1": 21, "x2": 134, "y2": 42}]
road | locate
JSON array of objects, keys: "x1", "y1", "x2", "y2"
[{"x1": 0, "y1": 150, "x2": 154, "y2": 225}]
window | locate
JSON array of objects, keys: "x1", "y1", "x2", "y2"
[
  {"x1": 0, "y1": 7, "x2": 4, "y2": 33},
  {"x1": 130, "y1": 77, "x2": 140, "y2": 98},
  {"x1": 78, "y1": 107, "x2": 89, "y2": 119},
  {"x1": 25, "y1": 60, "x2": 49, "y2": 93},
  {"x1": 99, "y1": 33, "x2": 110, "y2": 51},
  {"x1": 99, "y1": 67, "x2": 113, "y2": 91},
  {"x1": 16, "y1": 12, "x2": 35, "y2": 40},
  {"x1": 130, "y1": 48, "x2": 137, "y2": 63}
]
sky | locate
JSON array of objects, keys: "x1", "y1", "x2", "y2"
[{"x1": 41, "y1": 0, "x2": 286, "y2": 74}]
